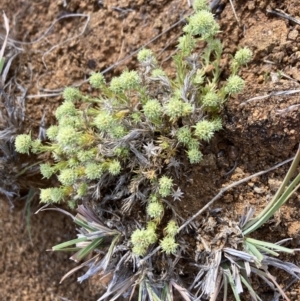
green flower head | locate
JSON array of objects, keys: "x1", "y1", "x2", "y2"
[
  {"x1": 160, "y1": 236, "x2": 178, "y2": 255},
  {"x1": 194, "y1": 119, "x2": 221, "y2": 142},
  {"x1": 187, "y1": 148, "x2": 203, "y2": 164},
  {"x1": 31, "y1": 139, "x2": 42, "y2": 154},
  {"x1": 56, "y1": 126, "x2": 80, "y2": 147},
  {"x1": 89, "y1": 72, "x2": 106, "y2": 89},
  {"x1": 85, "y1": 162, "x2": 103, "y2": 180},
  {"x1": 94, "y1": 111, "x2": 115, "y2": 132},
  {"x1": 225, "y1": 75, "x2": 245, "y2": 95},
  {"x1": 202, "y1": 91, "x2": 220, "y2": 108},
  {"x1": 40, "y1": 163, "x2": 54, "y2": 179},
  {"x1": 58, "y1": 168, "x2": 78, "y2": 186},
  {"x1": 55, "y1": 101, "x2": 78, "y2": 120},
  {"x1": 184, "y1": 10, "x2": 220, "y2": 40},
  {"x1": 137, "y1": 48, "x2": 157, "y2": 64},
  {"x1": 146, "y1": 201, "x2": 164, "y2": 219},
  {"x1": 40, "y1": 188, "x2": 52, "y2": 203},
  {"x1": 108, "y1": 160, "x2": 121, "y2": 176},
  {"x1": 109, "y1": 76, "x2": 124, "y2": 94},
  {"x1": 62, "y1": 87, "x2": 81, "y2": 102},
  {"x1": 15, "y1": 134, "x2": 32, "y2": 154},
  {"x1": 158, "y1": 176, "x2": 173, "y2": 197},
  {"x1": 165, "y1": 97, "x2": 193, "y2": 121},
  {"x1": 50, "y1": 187, "x2": 65, "y2": 203},
  {"x1": 120, "y1": 70, "x2": 141, "y2": 90},
  {"x1": 176, "y1": 126, "x2": 192, "y2": 146},
  {"x1": 146, "y1": 222, "x2": 157, "y2": 244},
  {"x1": 109, "y1": 125, "x2": 127, "y2": 139},
  {"x1": 234, "y1": 47, "x2": 252, "y2": 66},
  {"x1": 165, "y1": 220, "x2": 178, "y2": 237},
  {"x1": 131, "y1": 228, "x2": 150, "y2": 256},
  {"x1": 46, "y1": 125, "x2": 59, "y2": 141},
  {"x1": 77, "y1": 149, "x2": 96, "y2": 163},
  {"x1": 143, "y1": 99, "x2": 163, "y2": 121}
]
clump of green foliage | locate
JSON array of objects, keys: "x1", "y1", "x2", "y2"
[
  {"x1": 14, "y1": 1, "x2": 257, "y2": 299},
  {"x1": 15, "y1": 1, "x2": 251, "y2": 256}
]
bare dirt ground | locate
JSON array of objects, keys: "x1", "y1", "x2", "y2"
[{"x1": 0, "y1": 0, "x2": 300, "y2": 300}]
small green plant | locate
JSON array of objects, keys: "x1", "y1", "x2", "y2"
[
  {"x1": 15, "y1": 0, "x2": 251, "y2": 244},
  {"x1": 16, "y1": 1, "x2": 256, "y2": 300}
]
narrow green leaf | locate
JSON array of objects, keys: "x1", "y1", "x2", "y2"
[
  {"x1": 240, "y1": 275, "x2": 263, "y2": 301},
  {"x1": 71, "y1": 237, "x2": 103, "y2": 261},
  {"x1": 243, "y1": 147, "x2": 300, "y2": 235},
  {"x1": 246, "y1": 237, "x2": 294, "y2": 255},
  {"x1": 244, "y1": 241, "x2": 263, "y2": 264},
  {"x1": 74, "y1": 216, "x2": 98, "y2": 232},
  {"x1": 145, "y1": 282, "x2": 162, "y2": 301},
  {"x1": 51, "y1": 247, "x2": 81, "y2": 252},
  {"x1": 225, "y1": 269, "x2": 241, "y2": 301},
  {"x1": 52, "y1": 236, "x2": 87, "y2": 251},
  {"x1": 0, "y1": 58, "x2": 5, "y2": 74}
]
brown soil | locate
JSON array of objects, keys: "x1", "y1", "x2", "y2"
[{"x1": 0, "y1": 0, "x2": 300, "y2": 300}]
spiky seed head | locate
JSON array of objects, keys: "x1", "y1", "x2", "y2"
[
  {"x1": 31, "y1": 139, "x2": 42, "y2": 154},
  {"x1": 108, "y1": 160, "x2": 121, "y2": 176},
  {"x1": 202, "y1": 91, "x2": 220, "y2": 108},
  {"x1": 131, "y1": 228, "x2": 150, "y2": 256},
  {"x1": 68, "y1": 157, "x2": 79, "y2": 168},
  {"x1": 77, "y1": 149, "x2": 96, "y2": 163},
  {"x1": 176, "y1": 126, "x2": 192, "y2": 145},
  {"x1": 194, "y1": 119, "x2": 221, "y2": 142},
  {"x1": 137, "y1": 48, "x2": 157, "y2": 64},
  {"x1": 160, "y1": 236, "x2": 178, "y2": 255},
  {"x1": 109, "y1": 76, "x2": 124, "y2": 94},
  {"x1": 58, "y1": 168, "x2": 78, "y2": 186},
  {"x1": 165, "y1": 220, "x2": 178, "y2": 236},
  {"x1": 15, "y1": 134, "x2": 32, "y2": 154},
  {"x1": 62, "y1": 87, "x2": 81, "y2": 102},
  {"x1": 50, "y1": 187, "x2": 65, "y2": 203},
  {"x1": 94, "y1": 111, "x2": 115, "y2": 132},
  {"x1": 120, "y1": 70, "x2": 141, "y2": 90},
  {"x1": 55, "y1": 101, "x2": 78, "y2": 120},
  {"x1": 85, "y1": 162, "x2": 103, "y2": 180},
  {"x1": 224, "y1": 75, "x2": 245, "y2": 95},
  {"x1": 234, "y1": 47, "x2": 252, "y2": 66},
  {"x1": 113, "y1": 147, "x2": 129, "y2": 158},
  {"x1": 40, "y1": 188, "x2": 52, "y2": 203},
  {"x1": 193, "y1": 0, "x2": 210, "y2": 11},
  {"x1": 146, "y1": 201, "x2": 164, "y2": 219},
  {"x1": 89, "y1": 72, "x2": 105, "y2": 89},
  {"x1": 164, "y1": 97, "x2": 193, "y2": 121},
  {"x1": 184, "y1": 10, "x2": 220, "y2": 40},
  {"x1": 187, "y1": 148, "x2": 203, "y2": 164},
  {"x1": 56, "y1": 126, "x2": 80, "y2": 147},
  {"x1": 46, "y1": 125, "x2": 59, "y2": 141},
  {"x1": 131, "y1": 112, "x2": 142, "y2": 123},
  {"x1": 187, "y1": 138, "x2": 199, "y2": 150},
  {"x1": 146, "y1": 222, "x2": 157, "y2": 244},
  {"x1": 109, "y1": 125, "x2": 127, "y2": 139},
  {"x1": 159, "y1": 176, "x2": 173, "y2": 197},
  {"x1": 143, "y1": 99, "x2": 163, "y2": 121},
  {"x1": 40, "y1": 163, "x2": 54, "y2": 179}
]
